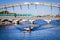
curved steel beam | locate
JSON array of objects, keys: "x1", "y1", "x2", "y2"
[{"x1": 0, "y1": 2, "x2": 60, "y2": 9}]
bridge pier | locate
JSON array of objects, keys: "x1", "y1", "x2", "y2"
[{"x1": 0, "y1": 17, "x2": 60, "y2": 25}]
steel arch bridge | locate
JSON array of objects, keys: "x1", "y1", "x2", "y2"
[
  {"x1": 0, "y1": 2, "x2": 60, "y2": 21},
  {"x1": 0, "y1": 2, "x2": 60, "y2": 8},
  {"x1": 0, "y1": 2, "x2": 60, "y2": 15}
]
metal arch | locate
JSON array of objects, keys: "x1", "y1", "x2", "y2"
[{"x1": 0, "y1": 2, "x2": 60, "y2": 9}]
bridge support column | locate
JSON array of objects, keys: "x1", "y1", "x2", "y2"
[{"x1": 44, "y1": 20, "x2": 51, "y2": 23}]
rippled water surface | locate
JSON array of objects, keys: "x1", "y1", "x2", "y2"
[{"x1": 0, "y1": 24, "x2": 60, "y2": 40}]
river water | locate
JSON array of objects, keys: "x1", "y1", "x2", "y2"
[{"x1": 0, "y1": 24, "x2": 60, "y2": 40}]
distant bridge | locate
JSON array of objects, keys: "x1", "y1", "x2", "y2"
[
  {"x1": 0, "y1": 16, "x2": 60, "y2": 24},
  {"x1": 0, "y1": 2, "x2": 60, "y2": 24},
  {"x1": 0, "y1": 2, "x2": 60, "y2": 15},
  {"x1": 0, "y1": 2, "x2": 60, "y2": 8}
]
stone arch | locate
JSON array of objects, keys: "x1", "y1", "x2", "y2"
[
  {"x1": 49, "y1": 20, "x2": 60, "y2": 25},
  {"x1": 33, "y1": 19, "x2": 48, "y2": 25}
]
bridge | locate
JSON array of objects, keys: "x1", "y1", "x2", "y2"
[
  {"x1": 0, "y1": 2, "x2": 60, "y2": 15},
  {"x1": 0, "y1": 2, "x2": 60, "y2": 24},
  {"x1": 0, "y1": 16, "x2": 60, "y2": 24},
  {"x1": 0, "y1": 2, "x2": 60, "y2": 8}
]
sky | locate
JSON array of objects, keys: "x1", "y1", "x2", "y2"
[
  {"x1": 0, "y1": 0, "x2": 60, "y2": 16},
  {"x1": 0, "y1": 0, "x2": 60, "y2": 4}
]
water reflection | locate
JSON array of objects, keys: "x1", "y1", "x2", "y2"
[
  {"x1": 33, "y1": 19, "x2": 48, "y2": 25},
  {"x1": 0, "y1": 24, "x2": 60, "y2": 40},
  {"x1": 49, "y1": 20, "x2": 60, "y2": 25}
]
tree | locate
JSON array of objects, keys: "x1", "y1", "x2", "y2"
[{"x1": 0, "y1": 11, "x2": 9, "y2": 14}]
